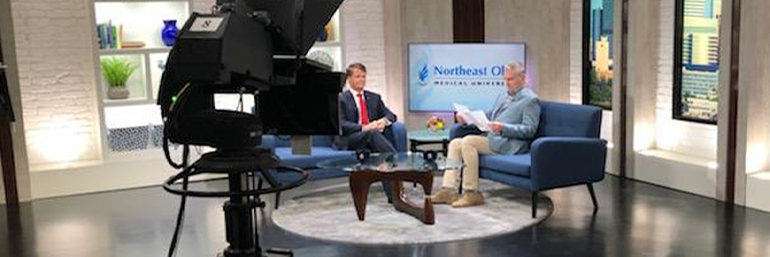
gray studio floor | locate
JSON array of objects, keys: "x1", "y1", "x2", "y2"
[{"x1": 2, "y1": 175, "x2": 770, "y2": 257}]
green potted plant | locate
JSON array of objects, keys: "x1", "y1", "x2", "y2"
[{"x1": 101, "y1": 57, "x2": 136, "y2": 100}]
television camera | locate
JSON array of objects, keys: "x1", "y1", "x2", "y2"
[{"x1": 158, "y1": 0, "x2": 345, "y2": 256}]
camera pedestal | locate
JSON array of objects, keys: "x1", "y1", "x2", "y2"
[
  {"x1": 164, "y1": 149, "x2": 308, "y2": 257},
  {"x1": 223, "y1": 173, "x2": 261, "y2": 257}
]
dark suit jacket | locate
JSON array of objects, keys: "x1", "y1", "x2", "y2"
[{"x1": 338, "y1": 90, "x2": 397, "y2": 136}]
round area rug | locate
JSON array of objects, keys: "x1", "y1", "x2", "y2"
[{"x1": 272, "y1": 178, "x2": 553, "y2": 245}]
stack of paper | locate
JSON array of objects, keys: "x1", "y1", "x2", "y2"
[{"x1": 453, "y1": 103, "x2": 490, "y2": 132}]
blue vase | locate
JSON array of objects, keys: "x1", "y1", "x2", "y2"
[
  {"x1": 318, "y1": 29, "x2": 328, "y2": 42},
  {"x1": 161, "y1": 20, "x2": 179, "y2": 47}
]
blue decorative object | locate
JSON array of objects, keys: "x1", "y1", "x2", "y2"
[
  {"x1": 318, "y1": 29, "x2": 328, "y2": 42},
  {"x1": 161, "y1": 20, "x2": 179, "y2": 47}
]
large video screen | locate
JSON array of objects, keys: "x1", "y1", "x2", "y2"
[{"x1": 408, "y1": 43, "x2": 526, "y2": 112}]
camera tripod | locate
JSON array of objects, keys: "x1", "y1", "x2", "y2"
[{"x1": 163, "y1": 148, "x2": 308, "y2": 257}]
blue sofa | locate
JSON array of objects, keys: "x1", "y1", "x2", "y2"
[
  {"x1": 452, "y1": 101, "x2": 607, "y2": 218},
  {"x1": 261, "y1": 122, "x2": 407, "y2": 207}
]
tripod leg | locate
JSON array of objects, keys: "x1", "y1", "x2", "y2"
[
  {"x1": 255, "y1": 175, "x2": 265, "y2": 208},
  {"x1": 274, "y1": 192, "x2": 281, "y2": 210}
]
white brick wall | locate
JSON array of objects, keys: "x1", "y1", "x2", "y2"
[
  {"x1": 654, "y1": 0, "x2": 717, "y2": 160},
  {"x1": 11, "y1": 0, "x2": 101, "y2": 166},
  {"x1": 341, "y1": 0, "x2": 388, "y2": 99},
  {"x1": 10, "y1": 0, "x2": 213, "y2": 168}
]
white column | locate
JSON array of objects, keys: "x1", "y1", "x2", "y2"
[{"x1": 625, "y1": 0, "x2": 661, "y2": 178}]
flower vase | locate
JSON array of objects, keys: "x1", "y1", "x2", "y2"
[{"x1": 161, "y1": 20, "x2": 179, "y2": 47}]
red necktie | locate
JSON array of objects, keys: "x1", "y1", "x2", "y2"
[{"x1": 357, "y1": 93, "x2": 370, "y2": 125}]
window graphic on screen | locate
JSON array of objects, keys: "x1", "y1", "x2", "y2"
[
  {"x1": 675, "y1": 0, "x2": 722, "y2": 124},
  {"x1": 584, "y1": 0, "x2": 614, "y2": 109}
]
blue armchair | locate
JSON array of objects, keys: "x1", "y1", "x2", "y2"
[{"x1": 454, "y1": 101, "x2": 607, "y2": 218}]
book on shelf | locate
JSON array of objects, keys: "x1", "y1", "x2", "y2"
[
  {"x1": 96, "y1": 21, "x2": 125, "y2": 50},
  {"x1": 121, "y1": 41, "x2": 145, "y2": 49},
  {"x1": 96, "y1": 23, "x2": 106, "y2": 49}
]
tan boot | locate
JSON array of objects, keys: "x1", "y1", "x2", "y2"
[
  {"x1": 429, "y1": 188, "x2": 459, "y2": 204},
  {"x1": 451, "y1": 191, "x2": 484, "y2": 208}
]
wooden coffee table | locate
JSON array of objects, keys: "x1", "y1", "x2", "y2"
[{"x1": 318, "y1": 153, "x2": 462, "y2": 225}]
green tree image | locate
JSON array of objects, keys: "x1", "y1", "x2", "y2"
[{"x1": 588, "y1": 68, "x2": 612, "y2": 109}]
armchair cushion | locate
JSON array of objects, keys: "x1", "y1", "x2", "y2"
[{"x1": 479, "y1": 155, "x2": 531, "y2": 177}]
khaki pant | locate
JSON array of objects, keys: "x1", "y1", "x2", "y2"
[{"x1": 442, "y1": 135, "x2": 496, "y2": 191}]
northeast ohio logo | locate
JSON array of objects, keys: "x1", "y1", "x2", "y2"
[
  {"x1": 418, "y1": 63, "x2": 430, "y2": 86},
  {"x1": 417, "y1": 63, "x2": 506, "y2": 87}
]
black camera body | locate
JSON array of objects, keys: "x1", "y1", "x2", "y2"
[
  {"x1": 169, "y1": 12, "x2": 273, "y2": 90},
  {"x1": 158, "y1": 0, "x2": 344, "y2": 151}
]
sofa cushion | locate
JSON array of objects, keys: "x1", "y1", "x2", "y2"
[
  {"x1": 274, "y1": 147, "x2": 354, "y2": 169},
  {"x1": 479, "y1": 154, "x2": 531, "y2": 177},
  {"x1": 272, "y1": 135, "x2": 335, "y2": 148},
  {"x1": 537, "y1": 101, "x2": 602, "y2": 138}
]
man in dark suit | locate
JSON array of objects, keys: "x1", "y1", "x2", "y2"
[
  {"x1": 337, "y1": 63, "x2": 398, "y2": 153},
  {"x1": 338, "y1": 63, "x2": 397, "y2": 201}
]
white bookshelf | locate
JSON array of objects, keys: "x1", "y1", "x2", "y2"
[
  {"x1": 93, "y1": 1, "x2": 190, "y2": 49},
  {"x1": 99, "y1": 47, "x2": 172, "y2": 55},
  {"x1": 90, "y1": 0, "x2": 191, "y2": 154},
  {"x1": 92, "y1": 0, "x2": 189, "y2": 105}
]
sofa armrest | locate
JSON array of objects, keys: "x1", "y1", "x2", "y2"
[
  {"x1": 530, "y1": 137, "x2": 607, "y2": 191},
  {"x1": 260, "y1": 135, "x2": 277, "y2": 149},
  {"x1": 450, "y1": 124, "x2": 462, "y2": 140},
  {"x1": 392, "y1": 122, "x2": 408, "y2": 152}
]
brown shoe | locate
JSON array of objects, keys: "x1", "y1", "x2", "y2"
[
  {"x1": 429, "y1": 187, "x2": 459, "y2": 204},
  {"x1": 451, "y1": 191, "x2": 484, "y2": 208}
]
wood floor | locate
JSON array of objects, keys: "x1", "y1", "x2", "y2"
[{"x1": 2, "y1": 175, "x2": 770, "y2": 257}]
